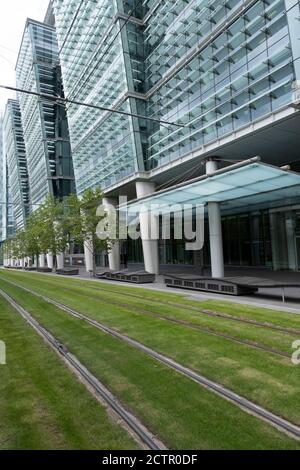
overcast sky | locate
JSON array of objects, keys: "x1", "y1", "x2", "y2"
[{"x1": 0, "y1": 0, "x2": 49, "y2": 115}]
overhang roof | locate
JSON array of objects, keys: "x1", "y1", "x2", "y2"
[{"x1": 126, "y1": 161, "x2": 300, "y2": 213}]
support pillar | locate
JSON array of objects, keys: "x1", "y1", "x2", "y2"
[
  {"x1": 285, "y1": 216, "x2": 297, "y2": 271},
  {"x1": 103, "y1": 197, "x2": 120, "y2": 271},
  {"x1": 20, "y1": 259, "x2": 24, "y2": 268},
  {"x1": 135, "y1": 181, "x2": 159, "y2": 275},
  {"x1": 206, "y1": 158, "x2": 224, "y2": 278},
  {"x1": 84, "y1": 238, "x2": 94, "y2": 272},
  {"x1": 56, "y1": 253, "x2": 64, "y2": 270},
  {"x1": 208, "y1": 202, "x2": 224, "y2": 278},
  {"x1": 206, "y1": 158, "x2": 218, "y2": 175},
  {"x1": 39, "y1": 254, "x2": 45, "y2": 268},
  {"x1": 46, "y1": 253, "x2": 54, "y2": 270}
]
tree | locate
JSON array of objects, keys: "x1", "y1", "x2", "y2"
[
  {"x1": 2, "y1": 238, "x2": 13, "y2": 266},
  {"x1": 12, "y1": 230, "x2": 27, "y2": 264},
  {"x1": 36, "y1": 196, "x2": 67, "y2": 271},
  {"x1": 24, "y1": 210, "x2": 43, "y2": 267},
  {"x1": 65, "y1": 188, "x2": 109, "y2": 275}
]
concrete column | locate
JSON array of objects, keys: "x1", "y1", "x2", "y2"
[
  {"x1": 39, "y1": 254, "x2": 45, "y2": 268},
  {"x1": 135, "y1": 181, "x2": 159, "y2": 275},
  {"x1": 20, "y1": 259, "x2": 24, "y2": 268},
  {"x1": 206, "y1": 158, "x2": 218, "y2": 175},
  {"x1": 205, "y1": 159, "x2": 224, "y2": 278},
  {"x1": 56, "y1": 253, "x2": 64, "y2": 270},
  {"x1": 84, "y1": 238, "x2": 94, "y2": 272},
  {"x1": 285, "y1": 217, "x2": 297, "y2": 271},
  {"x1": 46, "y1": 253, "x2": 54, "y2": 270},
  {"x1": 103, "y1": 197, "x2": 120, "y2": 271},
  {"x1": 208, "y1": 202, "x2": 224, "y2": 278}
]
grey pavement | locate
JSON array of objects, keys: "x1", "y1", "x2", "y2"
[{"x1": 2, "y1": 265, "x2": 300, "y2": 314}]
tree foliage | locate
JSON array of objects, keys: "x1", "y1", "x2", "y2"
[{"x1": 2, "y1": 189, "x2": 109, "y2": 274}]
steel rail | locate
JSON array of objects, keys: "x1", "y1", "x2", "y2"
[
  {"x1": 4, "y1": 271, "x2": 298, "y2": 336},
  {"x1": 17, "y1": 278, "x2": 289, "y2": 358},
  {"x1": 0, "y1": 287, "x2": 165, "y2": 451},
  {"x1": 1, "y1": 277, "x2": 300, "y2": 441},
  {"x1": 78, "y1": 281, "x2": 300, "y2": 337}
]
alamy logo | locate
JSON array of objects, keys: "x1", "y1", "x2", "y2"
[
  {"x1": 0, "y1": 340, "x2": 6, "y2": 365},
  {"x1": 291, "y1": 340, "x2": 300, "y2": 365},
  {"x1": 96, "y1": 196, "x2": 205, "y2": 251}
]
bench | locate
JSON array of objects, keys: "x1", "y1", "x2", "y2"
[
  {"x1": 56, "y1": 268, "x2": 79, "y2": 276},
  {"x1": 95, "y1": 270, "x2": 155, "y2": 284},
  {"x1": 164, "y1": 274, "x2": 300, "y2": 301}
]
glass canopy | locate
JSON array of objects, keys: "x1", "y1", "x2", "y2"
[{"x1": 127, "y1": 162, "x2": 300, "y2": 213}]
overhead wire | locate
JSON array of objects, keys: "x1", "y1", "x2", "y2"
[{"x1": 0, "y1": 83, "x2": 186, "y2": 128}]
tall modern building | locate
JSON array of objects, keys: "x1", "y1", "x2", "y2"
[
  {"x1": 51, "y1": 0, "x2": 147, "y2": 196},
  {"x1": 16, "y1": 18, "x2": 75, "y2": 208},
  {"x1": 4, "y1": 1, "x2": 300, "y2": 273},
  {"x1": 0, "y1": 116, "x2": 4, "y2": 243},
  {"x1": 0, "y1": 115, "x2": 15, "y2": 244},
  {"x1": 3, "y1": 100, "x2": 30, "y2": 230},
  {"x1": 49, "y1": 0, "x2": 300, "y2": 275}
]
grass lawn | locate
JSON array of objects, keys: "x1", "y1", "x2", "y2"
[
  {"x1": 1, "y1": 270, "x2": 299, "y2": 426},
  {"x1": 0, "y1": 270, "x2": 299, "y2": 449},
  {"x1": 0, "y1": 295, "x2": 136, "y2": 450}
]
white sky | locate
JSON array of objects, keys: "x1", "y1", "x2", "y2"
[{"x1": 0, "y1": 0, "x2": 49, "y2": 114}]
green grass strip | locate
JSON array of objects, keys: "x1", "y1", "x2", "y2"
[
  {"x1": 0, "y1": 294, "x2": 136, "y2": 450},
  {"x1": 1, "y1": 270, "x2": 295, "y2": 356},
  {"x1": 0, "y1": 277, "x2": 299, "y2": 449},
  {"x1": 1, "y1": 270, "x2": 299, "y2": 427}
]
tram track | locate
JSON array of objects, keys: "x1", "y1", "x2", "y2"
[
  {"x1": 0, "y1": 276, "x2": 291, "y2": 358},
  {"x1": 1, "y1": 277, "x2": 300, "y2": 442},
  {"x1": 84, "y1": 282, "x2": 300, "y2": 337},
  {"x1": 4, "y1": 271, "x2": 300, "y2": 336},
  {"x1": 0, "y1": 287, "x2": 165, "y2": 451}
]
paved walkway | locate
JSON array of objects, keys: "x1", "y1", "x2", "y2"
[
  {"x1": 2, "y1": 266, "x2": 300, "y2": 314},
  {"x1": 76, "y1": 267, "x2": 300, "y2": 314}
]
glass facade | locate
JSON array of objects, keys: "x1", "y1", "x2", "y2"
[
  {"x1": 145, "y1": 0, "x2": 296, "y2": 169},
  {"x1": 0, "y1": 116, "x2": 15, "y2": 243},
  {"x1": 0, "y1": 116, "x2": 5, "y2": 242},
  {"x1": 270, "y1": 207, "x2": 300, "y2": 270},
  {"x1": 52, "y1": 0, "x2": 146, "y2": 195},
  {"x1": 127, "y1": 208, "x2": 297, "y2": 270},
  {"x1": 3, "y1": 100, "x2": 30, "y2": 230},
  {"x1": 52, "y1": 0, "x2": 299, "y2": 194},
  {"x1": 16, "y1": 19, "x2": 75, "y2": 208},
  {"x1": 5, "y1": 166, "x2": 16, "y2": 240}
]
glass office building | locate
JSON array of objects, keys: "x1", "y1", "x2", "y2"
[
  {"x1": 0, "y1": 116, "x2": 15, "y2": 245},
  {"x1": 51, "y1": 0, "x2": 147, "y2": 195},
  {"x1": 50, "y1": 0, "x2": 300, "y2": 272},
  {"x1": 3, "y1": 100, "x2": 30, "y2": 230},
  {"x1": 16, "y1": 19, "x2": 75, "y2": 208},
  {"x1": 0, "y1": 116, "x2": 4, "y2": 242}
]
